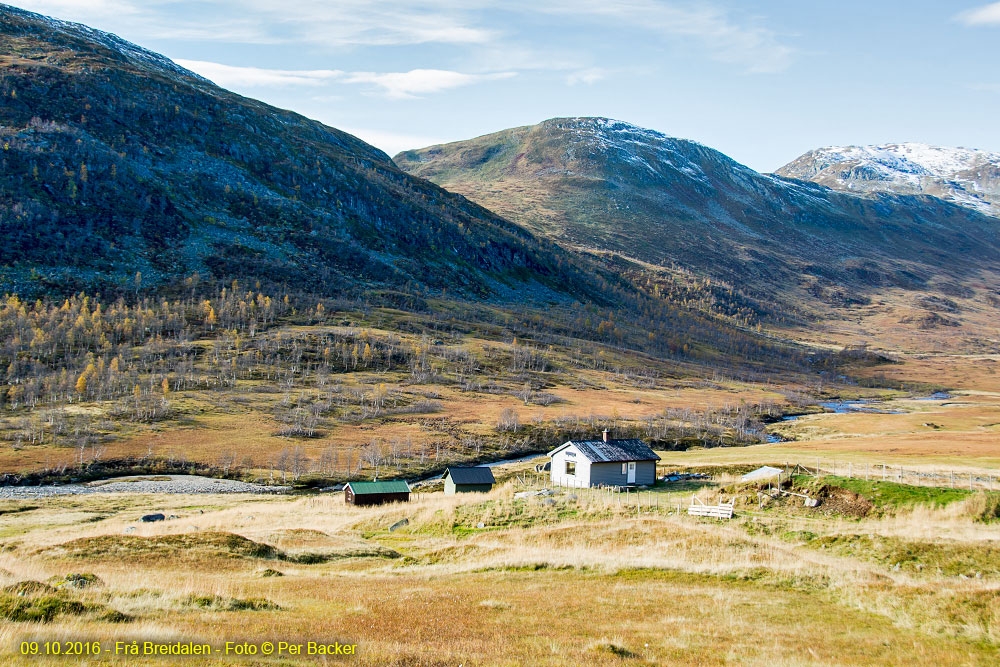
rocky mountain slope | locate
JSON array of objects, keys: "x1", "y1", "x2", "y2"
[
  {"x1": 0, "y1": 5, "x2": 612, "y2": 304},
  {"x1": 395, "y1": 118, "x2": 1000, "y2": 319},
  {"x1": 776, "y1": 143, "x2": 1000, "y2": 217}
]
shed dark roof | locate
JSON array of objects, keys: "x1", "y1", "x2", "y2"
[
  {"x1": 445, "y1": 466, "x2": 496, "y2": 485},
  {"x1": 548, "y1": 439, "x2": 660, "y2": 463},
  {"x1": 346, "y1": 480, "x2": 410, "y2": 494}
]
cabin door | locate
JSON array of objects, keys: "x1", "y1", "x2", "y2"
[{"x1": 627, "y1": 462, "x2": 636, "y2": 484}]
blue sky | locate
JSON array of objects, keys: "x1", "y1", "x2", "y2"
[{"x1": 14, "y1": 0, "x2": 1000, "y2": 171}]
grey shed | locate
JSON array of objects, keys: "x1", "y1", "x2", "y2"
[{"x1": 443, "y1": 466, "x2": 495, "y2": 494}]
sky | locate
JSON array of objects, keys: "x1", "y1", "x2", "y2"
[{"x1": 12, "y1": 0, "x2": 1000, "y2": 171}]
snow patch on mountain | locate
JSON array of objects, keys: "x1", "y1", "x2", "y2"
[
  {"x1": 3, "y1": 4, "x2": 209, "y2": 83},
  {"x1": 808, "y1": 143, "x2": 999, "y2": 180},
  {"x1": 777, "y1": 142, "x2": 1000, "y2": 217}
]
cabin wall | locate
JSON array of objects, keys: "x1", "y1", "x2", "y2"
[
  {"x1": 346, "y1": 492, "x2": 410, "y2": 506},
  {"x1": 453, "y1": 483, "x2": 493, "y2": 493},
  {"x1": 589, "y1": 460, "x2": 656, "y2": 486},
  {"x1": 550, "y1": 447, "x2": 591, "y2": 487}
]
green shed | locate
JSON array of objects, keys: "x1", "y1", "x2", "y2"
[
  {"x1": 443, "y1": 466, "x2": 495, "y2": 495},
  {"x1": 345, "y1": 480, "x2": 410, "y2": 506}
]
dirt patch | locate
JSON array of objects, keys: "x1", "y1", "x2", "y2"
[{"x1": 816, "y1": 486, "x2": 874, "y2": 518}]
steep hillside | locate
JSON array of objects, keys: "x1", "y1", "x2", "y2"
[
  {"x1": 395, "y1": 118, "x2": 1000, "y2": 331},
  {"x1": 776, "y1": 144, "x2": 1000, "y2": 217},
  {"x1": 0, "y1": 7, "x2": 821, "y2": 380},
  {"x1": 0, "y1": 6, "x2": 612, "y2": 304}
]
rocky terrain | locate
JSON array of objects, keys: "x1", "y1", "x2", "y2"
[
  {"x1": 776, "y1": 143, "x2": 1000, "y2": 217},
  {"x1": 0, "y1": 474, "x2": 288, "y2": 498}
]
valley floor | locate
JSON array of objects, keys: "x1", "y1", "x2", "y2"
[{"x1": 2, "y1": 354, "x2": 1000, "y2": 665}]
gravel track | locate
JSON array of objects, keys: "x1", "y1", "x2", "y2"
[{"x1": 0, "y1": 475, "x2": 290, "y2": 498}]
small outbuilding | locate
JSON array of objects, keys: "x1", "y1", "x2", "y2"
[
  {"x1": 547, "y1": 431, "x2": 660, "y2": 488},
  {"x1": 345, "y1": 480, "x2": 410, "y2": 506},
  {"x1": 443, "y1": 466, "x2": 495, "y2": 495}
]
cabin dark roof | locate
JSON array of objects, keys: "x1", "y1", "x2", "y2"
[
  {"x1": 445, "y1": 466, "x2": 496, "y2": 485},
  {"x1": 346, "y1": 480, "x2": 410, "y2": 494},
  {"x1": 547, "y1": 439, "x2": 660, "y2": 463}
]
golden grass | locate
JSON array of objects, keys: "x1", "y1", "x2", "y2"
[{"x1": 2, "y1": 475, "x2": 1000, "y2": 665}]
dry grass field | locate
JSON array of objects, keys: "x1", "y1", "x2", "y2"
[
  {"x1": 3, "y1": 317, "x2": 1000, "y2": 665},
  {"x1": 3, "y1": 468, "x2": 1000, "y2": 666}
]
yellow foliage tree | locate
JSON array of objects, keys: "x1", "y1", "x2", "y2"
[{"x1": 75, "y1": 372, "x2": 88, "y2": 396}]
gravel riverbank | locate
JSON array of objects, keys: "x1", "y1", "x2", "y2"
[{"x1": 0, "y1": 475, "x2": 290, "y2": 498}]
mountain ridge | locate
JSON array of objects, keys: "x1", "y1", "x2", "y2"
[
  {"x1": 775, "y1": 142, "x2": 1000, "y2": 217},
  {"x1": 395, "y1": 117, "x2": 1000, "y2": 344},
  {"x1": 0, "y1": 5, "x2": 615, "y2": 306},
  {"x1": 395, "y1": 117, "x2": 999, "y2": 290}
]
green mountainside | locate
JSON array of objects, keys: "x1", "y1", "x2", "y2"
[{"x1": 395, "y1": 118, "x2": 1000, "y2": 317}]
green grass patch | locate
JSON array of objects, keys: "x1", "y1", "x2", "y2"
[
  {"x1": 39, "y1": 531, "x2": 282, "y2": 563},
  {"x1": 793, "y1": 475, "x2": 973, "y2": 510},
  {"x1": 182, "y1": 594, "x2": 280, "y2": 611},
  {"x1": 0, "y1": 594, "x2": 88, "y2": 623},
  {"x1": 809, "y1": 534, "x2": 1000, "y2": 578}
]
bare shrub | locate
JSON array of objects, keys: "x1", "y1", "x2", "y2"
[{"x1": 497, "y1": 407, "x2": 520, "y2": 432}]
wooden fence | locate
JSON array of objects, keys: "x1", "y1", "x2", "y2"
[{"x1": 779, "y1": 460, "x2": 1000, "y2": 492}]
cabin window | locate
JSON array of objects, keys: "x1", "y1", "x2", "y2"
[
  {"x1": 621, "y1": 463, "x2": 627, "y2": 475},
  {"x1": 566, "y1": 461, "x2": 576, "y2": 476}
]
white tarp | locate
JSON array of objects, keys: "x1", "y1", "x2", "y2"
[{"x1": 740, "y1": 466, "x2": 783, "y2": 482}]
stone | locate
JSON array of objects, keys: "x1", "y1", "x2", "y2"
[
  {"x1": 389, "y1": 518, "x2": 409, "y2": 532},
  {"x1": 140, "y1": 513, "x2": 165, "y2": 523}
]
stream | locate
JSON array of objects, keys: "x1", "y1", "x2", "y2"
[{"x1": 759, "y1": 394, "x2": 947, "y2": 443}]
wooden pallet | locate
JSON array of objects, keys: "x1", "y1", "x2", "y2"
[{"x1": 687, "y1": 497, "x2": 735, "y2": 519}]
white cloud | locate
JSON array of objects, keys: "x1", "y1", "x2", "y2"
[
  {"x1": 533, "y1": 1, "x2": 794, "y2": 73},
  {"x1": 566, "y1": 67, "x2": 607, "y2": 85},
  {"x1": 14, "y1": 0, "x2": 141, "y2": 17},
  {"x1": 174, "y1": 59, "x2": 342, "y2": 87},
  {"x1": 343, "y1": 69, "x2": 516, "y2": 99},
  {"x1": 955, "y1": 2, "x2": 1000, "y2": 26},
  {"x1": 170, "y1": 59, "x2": 515, "y2": 99},
  {"x1": 16, "y1": 1, "x2": 794, "y2": 74},
  {"x1": 15, "y1": 0, "x2": 494, "y2": 47}
]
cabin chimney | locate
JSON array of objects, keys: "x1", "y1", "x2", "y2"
[{"x1": 602, "y1": 429, "x2": 608, "y2": 442}]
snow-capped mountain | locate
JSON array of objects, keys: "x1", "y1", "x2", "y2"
[
  {"x1": 776, "y1": 143, "x2": 1000, "y2": 217},
  {"x1": 396, "y1": 118, "x2": 1000, "y2": 313}
]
